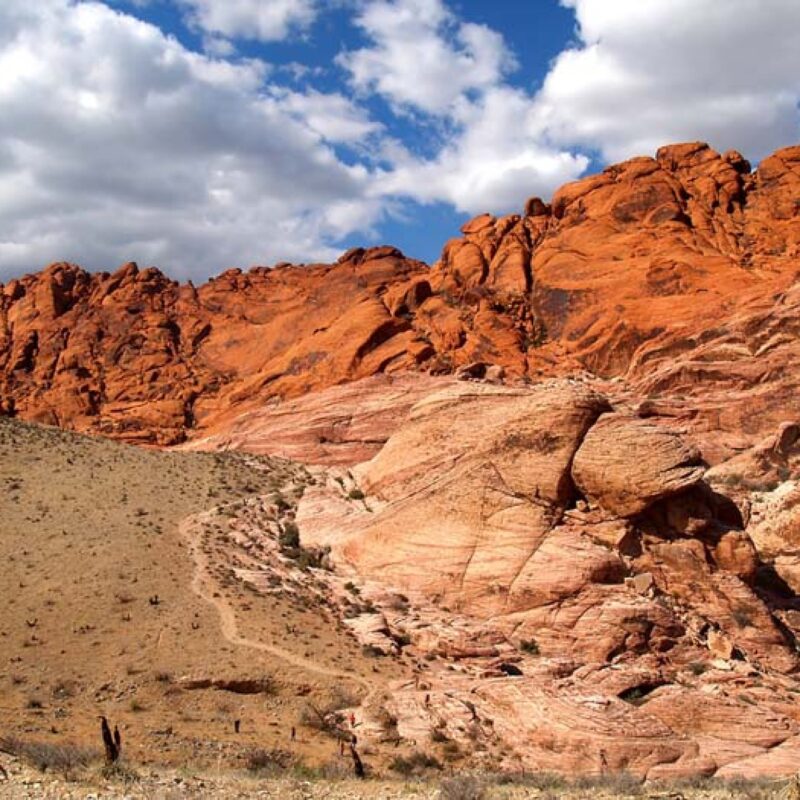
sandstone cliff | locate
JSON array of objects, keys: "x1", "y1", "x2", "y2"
[
  {"x1": 1, "y1": 142, "x2": 798, "y2": 450},
  {"x1": 4, "y1": 141, "x2": 800, "y2": 781}
]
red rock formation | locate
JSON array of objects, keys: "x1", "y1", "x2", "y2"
[
  {"x1": 1, "y1": 142, "x2": 798, "y2": 448},
  {"x1": 0, "y1": 250, "x2": 431, "y2": 443},
  {"x1": 4, "y1": 141, "x2": 800, "y2": 780}
]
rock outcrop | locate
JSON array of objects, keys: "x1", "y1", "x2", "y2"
[
  {"x1": 297, "y1": 380, "x2": 800, "y2": 778},
  {"x1": 571, "y1": 414, "x2": 705, "y2": 517},
  {"x1": 0, "y1": 250, "x2": 432, "y2": 444}
]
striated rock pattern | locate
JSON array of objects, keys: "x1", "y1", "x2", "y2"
[
  {"x1": 1, "y1": 142, "x2": 799, "y2": 449},
  {"x1": 179, "y1": 374, "x2": 455, "y2": 466},
  {"x1": 572, "y1": 414, "x2": 705, "y2": 517},
  {"x1": 298, "y1": 380, "x2": 800, "y2": 778}
]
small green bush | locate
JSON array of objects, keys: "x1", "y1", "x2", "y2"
[
  {"x1": 279, "y1": 521, "x2": 300, "y2": 549},
  {"x1": 520, "y1": 638, "x2": 540, "y2": 655}
]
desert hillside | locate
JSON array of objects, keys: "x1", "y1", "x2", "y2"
[{"x1": 0, "y1": 416, "x2": 411, "y2": 775}]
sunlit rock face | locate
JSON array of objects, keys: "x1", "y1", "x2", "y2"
[{"x1": 2, "y1": 143, "x2": 799, "y2": 454}]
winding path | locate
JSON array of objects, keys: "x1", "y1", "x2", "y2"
[{"x1": 180, "y1": 511, "x2": 373, "y2": 693}]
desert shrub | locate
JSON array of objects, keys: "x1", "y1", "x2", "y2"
[
  {"x1": 293, "y1": 548, "x2": 325, "y2": 570},
  {"x1": 272, "y1": 493, "x2": 290, "y2": 511},
  {"x1": 328, "y1": 685, "x2": 360, "y2": 710},
  {"x1": 389, "y1": 750, "x2": 442, "y2": 775},
  {"x1": 712, "y1": 776, "x2": 783, "y2": 799},
  {"x1": 573, "y1": 771, "x2": 643, "y2": 796},
  {"x1": 441, "y1": 741, "x2": 461, "y2": 761},
  {"x1": 245, "y1": 747, "x2": 294, "y2": 774},
  {"x1": 431, "y1": 725, "x2": 450, "y2": 743},
  {"x1": 348, "y1": 488, "x2": 365, "y2": 501},
  {"x1": 732, "y1": 606, "x2": 754, "y2": 628},
  {"x1": 491, "y1": 771, "x2": 567, "y2": 791},
  {"x1": 317, "y1": 759, "x2": 351, "y2": 780},
  {"x1": 688, "y1": 661, "x2": 707, "y2": 676},
  {"x1": 279, "y1": 521, "x2": 300, "y2": 549},
  {"x1": 299, "y1": 704, "x2": 342, "y2": 736},
  {"x1": 99, "y1": 762, "x2": 140, "y2": 784},
  {"x1": 375, "y1": 705, "x2": 399, "y2": 736},
  {"x1": 1, "y1": 736, "x2": 99, "y2": 778},
  {"x1": 51, "y1": 680, "x2": 77, "y2": 699},
  {"x1": 519, "y1": 638, "x2": 540, "y2": 655},
  {"x1": 440, "y1": 775, "x2": 486, "y2": 800}
]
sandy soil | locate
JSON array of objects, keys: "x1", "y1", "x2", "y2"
[{"x1": 0, "y1": 417, "x2": 406, "y2": 774}]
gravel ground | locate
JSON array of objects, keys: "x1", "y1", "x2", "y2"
[{"x1": 1, "y1": 754, "x2": 794, "y2": 800}]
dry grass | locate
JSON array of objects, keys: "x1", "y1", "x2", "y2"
[{"x1": 0, "y1": 735, "x2": 100, "y2": 777}]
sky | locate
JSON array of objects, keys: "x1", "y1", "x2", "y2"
[{"x1": 0, "y1": 0, "x2": 799, "y2": 282}]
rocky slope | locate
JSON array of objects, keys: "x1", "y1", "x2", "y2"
[
  {"x1": 294, "y1": 379, "x2": 800, "y2": 779},
  {"x1": 3, "y1": 141, "x2": 800, "y2": 782},
  {"x1": 1, "y1": 142, "x2": 798, "y2": 450}
]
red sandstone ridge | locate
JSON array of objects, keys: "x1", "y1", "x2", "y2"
[
  {"x1": 0, "y1": 249, "x2": 432, "y2": 444},
  {"x1": 1, "y1": 141, "x2": 799, "y2": 445}
]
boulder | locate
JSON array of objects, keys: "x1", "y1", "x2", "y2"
[{"x1": 572, "y1": 414, "x2": 705, "y2": 517}]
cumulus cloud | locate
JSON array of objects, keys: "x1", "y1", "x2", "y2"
[
  {"x1": 340, "y1": 0, "x2": 585, "y2": 213},
  {"x1": 270, "y1": 87, "x2": 382, "y2": 144},
  {"x1": 378, "y1": 86, "x2": 587, "y2": 213},
  {"x1": 352, "y1": 0, "x2": 800, "y2": 216},
  {"x1": 535, "y1": 0, "x2": 800, "y2": 161},
  {"x1": 339, "y1": 0, "x2": 515, "y2": 115},
  {"x1": 337, "y1": 0, "x2": 584, "y2": 213},
  {"x1": 179, "y1": 0, "x2": 317, "y2": 42},
  {"x1": 0, "y1": 0, "x2": 380, "y2": 281}
]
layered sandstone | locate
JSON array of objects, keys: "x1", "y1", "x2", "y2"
[{"x1": 297, "y1": 380, "x2": 800, "y2": 778}]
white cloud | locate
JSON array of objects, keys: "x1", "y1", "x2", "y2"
[
  {"x1": 352, "y1": 0, "x2": 800, "y2": 217},
  {"x1": 270, "y1": 87, "x2": 382, "y2": 144},
  {"x1": 378, "y1": 86, "x2": 587, "y2": 213},
  {"x1": 179, "y1": 0, "x2": 317, "y2": 42},
  {"x1": 340, "y1": 0, "x2": 585, "y2": 213},
  {"x1": 339, "y1": 0, "x2": 515, "y2": 115},
  {"x1": 534, "y1": 0, "x2": 800, "y2": 161},
  {"x1": 330, "y1": 0, "x2": 582, "y2": 214},
  {"x1": 0, "y1": 0, "x2": 382, "y2": 281}
]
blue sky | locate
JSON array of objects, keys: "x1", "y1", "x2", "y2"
[
  {"x1": 0, "y1": 0, "x2": 798, "y2": 281},
  {"x1": 106, "y1": 0, "x2": 581, "y2": 265}
]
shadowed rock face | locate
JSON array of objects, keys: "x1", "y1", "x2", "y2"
[{"x1": 1, "y1": 142, "x2": 799, "y2": 449}]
